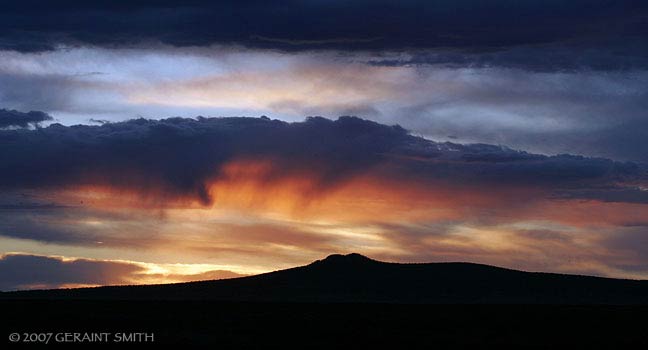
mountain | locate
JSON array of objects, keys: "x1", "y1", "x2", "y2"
[{"x1": 3, "y1": 253, "x2": 648, "y2": 304}]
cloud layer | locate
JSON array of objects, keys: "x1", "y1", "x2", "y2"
[
  {"x1": 1, "y1": 116, "x2": 645, "y2": 206},
  {"x1": 2, "y1": 48, "x2": 646, "y2": 162},
  {"x1": 1, "y1": 1, "x2": 647, "y2": 71}
]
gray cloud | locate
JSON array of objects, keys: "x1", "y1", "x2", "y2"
[
  {"x1": 369, "y1": 38, "x2": 648, "y2": 72},
  {"x1": 384, "y1": 68, "x2": 648, "y2": 162},
  {"x1": 0, "y1": 70, "x2": 116, "y2": 118},
  {"x1": 0, "y1": 204, "x2": 168, "y2": 247},
  {"x1": 0, "y1": 253, "x2": 143, "y2": 290},
  {"x1": 0, "y1": 108, "x2": 52, "y2": 128}
]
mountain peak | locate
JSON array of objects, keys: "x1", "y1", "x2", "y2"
[{"x1": 317, "y1": 253, "x2": 375, "y2": 265}]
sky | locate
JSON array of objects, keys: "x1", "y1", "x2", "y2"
[{"x1": 1, "y1": 0, "x2": 648, "y2": 290}]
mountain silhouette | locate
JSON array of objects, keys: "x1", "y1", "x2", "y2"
[{"x1": 4, "y1": 253, "x2": 648, "y2": 304}]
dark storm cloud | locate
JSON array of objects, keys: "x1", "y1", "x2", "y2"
[
  {"x1": 0, "y1": 253, "x2": 143, "y2": 290},
  {"x1": 0, "y1": 108, "x2": 52, "y2": 128},
  {"x1": 1, "y1": 0, "x2": 647, "y2": 70},
  {"x1": 0, "y1": 116, "x2": 413, "y2": 204},
  {"x1": 0, "y1": 116, "x2": 645, "y2": 205}
]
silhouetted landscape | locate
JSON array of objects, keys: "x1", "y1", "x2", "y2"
[
  {"x1": 5, "y1": 253, "x2": 648, "y2": 304},
  {"x1": 3, "y1": 254, "x2": 648, "y2": 347}
]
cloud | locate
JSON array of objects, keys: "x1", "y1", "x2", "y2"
[
  {"x1": 0, "y1": 253, "x2": 244, "y2": 291},
  {"x1": 367, "y1": 38, "x2": 648, "y2": 72},
  {"x1": 0, "y1": 71, "x2": 87, "y2": 115},
  {"x1": 0, "y1": 108, "x2": 52, "y2": 128},
  {"x1": 0, "y1": 116, "x2": 646, "y2": 280},
  {"x1": 0, "y1": 253, "x2": 142, "y2": 290},
  {"x1": 0, "y1": 116, "x2": 415, "y2": 205},
  {"x1": 0, "y1": 206, "x2": 167, "y2": 247},
  {"x1": 0, "y1": 116, "x2": 645, "y2": 206},
  {"x1": 2, "y1": 48, "x2": 647, "y2": 162},
  {"x1": 0, "y1": 1, "x2": 646, "y2": 70},
  {"x1": 553, "y1": 187, "x2": 648, "y2": 204},
  {"x1": 603, "y1": 227, "x2": 648, "y2": 261},
  {"x1": 367, "y1": 220, "x2": 648, "y2": 279}
]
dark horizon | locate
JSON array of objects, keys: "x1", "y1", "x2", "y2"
[{"x1": 6, "y1": 253, "x2": 648, "y2": 306}]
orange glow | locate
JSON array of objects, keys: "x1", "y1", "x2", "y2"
[
  {"x1": 50, "y1": 158, "x2": 647, "y2": 228},
  {"x1": 16, "y1": 157, "x2": 648, "y2": 280}
]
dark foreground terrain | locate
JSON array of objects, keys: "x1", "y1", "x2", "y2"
[
  {"x1": 3, "y1": 254, "x2": 648, "y2": 347},
  {"x1": 3, "y1": 301, "x2": 648, "y2": 348}
]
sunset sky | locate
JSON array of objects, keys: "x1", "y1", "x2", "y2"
[{"x1": 2, "y1": 0, "x2": 648, "y2": 290}]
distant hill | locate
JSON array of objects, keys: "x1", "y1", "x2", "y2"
[{"x1": 3, "y1": 253, "x2": 648, "y2": 304}]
